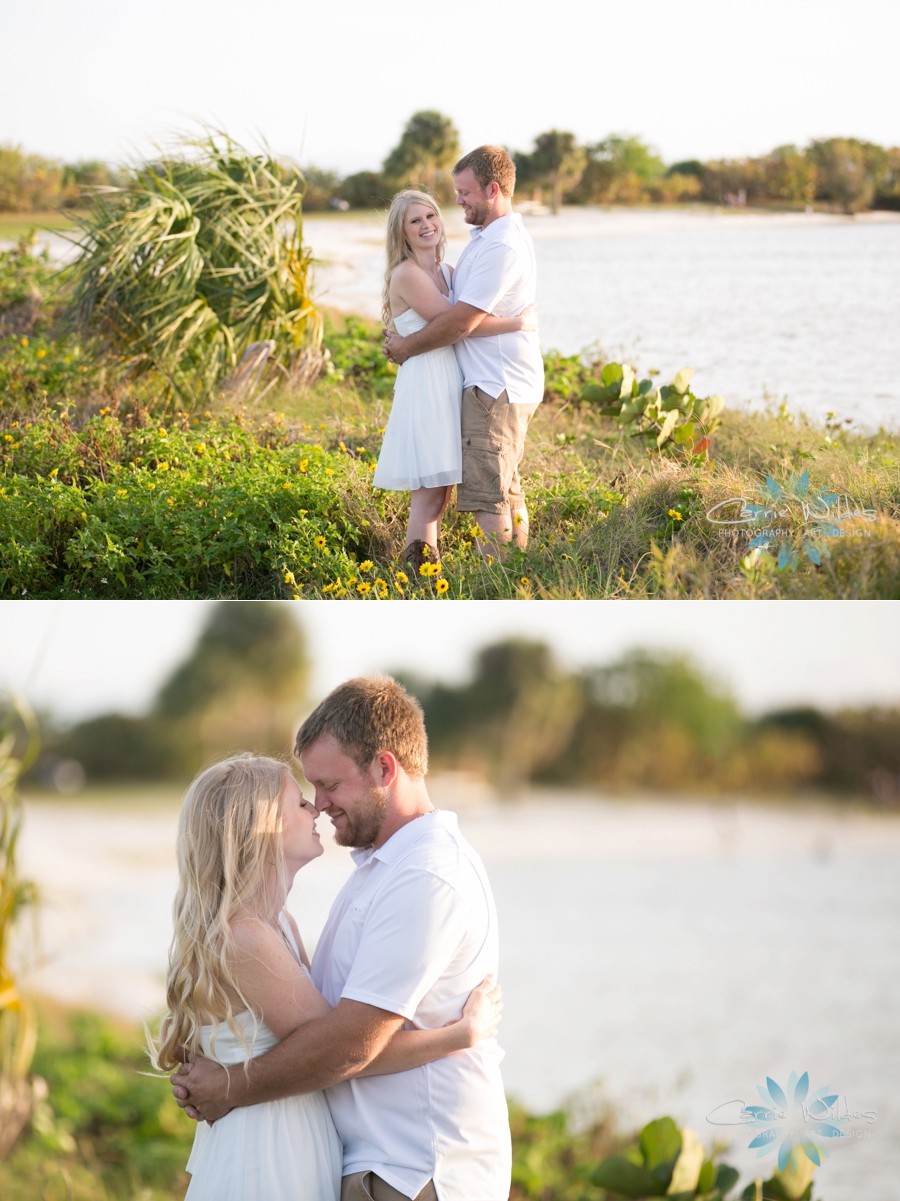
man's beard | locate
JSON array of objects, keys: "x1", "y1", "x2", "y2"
[{"x1": 335, "y1": 785, "x2": 389, "y2": 848}]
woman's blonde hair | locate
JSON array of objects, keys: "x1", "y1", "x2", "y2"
[
  {"x1": 382, "y1": 189, "x2": 446, "y2": 327},
  {"x1": 151, "y1": 754, "x2": 291, "y2": 1071}
]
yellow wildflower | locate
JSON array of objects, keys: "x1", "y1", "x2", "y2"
[
  {"x1": 283, "y1": 481, "x2": 291, "y2": 489},
  {"x1": 435, "y1": 579, "x2": 449, "y2": 595},
  {"x1": 292, "y1": 593, "x2": 301, "y2": 600},
  {"x1": 394, "y1": 581, "x2": 405, "y2": 594},
  {"x1": 394, "y1": 571, "x2": 408, "y2": 584},
  {"x1": 299, "y1": 460, "x2": 308, "y2": 472},
  {"x1": 314, "y1": 536, "x2": 327, "y2": 549},
  {"x1": 520, "y1": 577, "x2": 529, "y2": 586},
  {"x1": 99, "y1": 407, "x2": 111, "y2": 416},
  {"x1": 117, "y1": 489, "x2": 127, "y2": 496},
  {"x1": 196, "y1": 443, "x2": 206, "y2": 454},
  {"x1": 357, "y1": 582, "x2": 372, "y2": 595},
  {"x1": 325, "y1": 468, "x2": 334, "y2": 476},
  {"x1": 36, "y1": 348, "x2": 46, "y2": 359},
  {"x1": 284, "y1": 570, "x2": 296, "y2": 586},
  {"x1": 668, "y1": 509, "x2": 683, "y2": 520},
  {"x1": 158, "y1": 428, "x2": 167, "y2": 437},
  {"x1": 166, "y1": 497, "x2": 175, "y2": 506},
  {"x1": 346, "y1": 576, "x2": 357, "y2": 587},
  {"x1": 157, "y1": 461, "x2": 170, "y2": 471},
  {"x1": 359, "y1": 560, "x2": 373, "y2": 573},
  {"x1": 20, "y1": 337, "x2": 28, "y2": 347}
]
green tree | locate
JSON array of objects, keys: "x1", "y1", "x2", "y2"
[
  {"x1": 51, "y1": 603, "x2": 310, "y2": 781},
  {"x1": 573, "y1": 135, "x2": 664, "y2": 204},
  {"x1": 518, "y1": 130, "x2": 586, "y2": 213},
  {"x1": 808, "y1": 137, "x2": 880, "y2": 212},
  {"x1": 382, "y1": 111, "x2": 460, "y2": 200},
  {"x1": 408, "y1": 640, "x2": 584, "y2": 793}
]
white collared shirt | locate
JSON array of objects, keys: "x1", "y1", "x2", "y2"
[
  {"x1": 311, "y1": 810, "x2": 510, "y2": 1201},
  {"x1": 451, "y1": 212, "x2": 544, "y2": 405}
]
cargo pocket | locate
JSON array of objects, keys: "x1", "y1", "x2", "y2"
[{"x1": 462, "y1": 434, "x2": 504, "y2": 504}]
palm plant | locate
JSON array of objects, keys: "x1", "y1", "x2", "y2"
[
  {"x1": 0, "y1": 695, "x2": 39, "y2": 1160},
  {"x1": 65, "y1": 130, "x2": 323, "y2": 403}
]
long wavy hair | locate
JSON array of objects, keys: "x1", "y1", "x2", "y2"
[
  {"x1": 150, "y1": 754, "x2": 291, "y2": 1071},
  {"x1": 382, "y1": 189, "x2": 447, "y2": 328}
]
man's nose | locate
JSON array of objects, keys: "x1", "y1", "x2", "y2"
[{"x1": 314, "y1": 792, "x2": 330, "y2": 812}]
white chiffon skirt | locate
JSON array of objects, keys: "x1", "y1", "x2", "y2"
[
  {"x1": 184, "y1": 1012, "x2": 342, "y2": 1201},
  {"x1": 373, "y1": 306, "x2": 463, "y2": 491}
]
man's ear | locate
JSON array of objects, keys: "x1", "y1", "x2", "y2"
[{"x1": 371, "y1": 751, "x2": 399, "y2": 789}]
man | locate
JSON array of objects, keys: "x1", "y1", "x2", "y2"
[
  {"x1": 171, "y1": 675, "x2": 510, "y2": 1201},
  {"x1": 383, "y1": 145, "x2": 544, "y2": 556}
]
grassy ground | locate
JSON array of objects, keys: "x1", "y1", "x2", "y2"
[
  {"x1": 2, "y1": 293, "x2": 899, "y2": 598},
  {"x1": 0, "y1": 210, "x2": 80, "y2": 241}
]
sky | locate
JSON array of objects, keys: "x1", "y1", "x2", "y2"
[
  {"x1": 3, "y1": 1, "x2": 898, "y2": 173},
  {"x1": 2, "y1": 600, "x2": 899, "y2": 725}
]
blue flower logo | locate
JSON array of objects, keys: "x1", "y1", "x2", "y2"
[
  {"x1": 744, "y1": 472, "x2": 842, "y2": 570},
  {"x1": 743, "y1": 1071, "x2": 844, "y2": 1170}
]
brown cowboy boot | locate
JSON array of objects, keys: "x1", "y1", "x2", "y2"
[{"x1": 401, "y1": 540, "x2": 438, "y2": 576}]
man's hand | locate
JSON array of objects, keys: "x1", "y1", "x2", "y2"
[
  {"x1": 382, "y1": 329, "x2": 411, "y2": 365},
  {"x1": 171, "y1": 1057, "x2": 236, "y2": 1125}
]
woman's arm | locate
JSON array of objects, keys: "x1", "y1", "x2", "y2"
[
  {"x1": 469, "y1": 303, "x2": 538, "y2": 338},
  {"x1": 354, "y1": 976, "x2": 502, "y2": 1077},
  {"x1": 228, "y1": 919, "x2": 332, "y2": 1040},
  {"x1": 389, "y1": 261, "x2": 452, "y2": 322}
]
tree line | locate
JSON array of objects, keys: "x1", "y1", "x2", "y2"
[
  {"x1": 4, "y1": 113, "x2": 899, "y2": 218},
  {"x1": 23, "y1": 605, "x2": 900, "y2": 805}
]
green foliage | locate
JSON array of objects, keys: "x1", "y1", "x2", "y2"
[
  {"x1": 516, "y1": 130, "x2": 587, "y2": 211},
  {"x1": 65, "y1": 130, "x2": 322, "y2": 402},
  {"x1": 592, "y1": 1116, "x2": 738, "y2": 1200},
  {"x1": 382, "y1": 110, "x2": 460, "y2": 201},
  {"x1": 807, "y1": 138, "x2": 881, "y2": 213},
  {"x1": 0, "y1": 407, "x2": 369, "y2": 597},
  {"x1": 582, "y1": 363, "x2": 724, "y2": 456},
  {"x1": 0, "y1": 696, "x2": 40, "y2": 1158},
  {"x1": 323, "y1": 313, "x2": 397, "y2": 396},
  {"x1": 0, "y1": 1005, "x2": 194, "y2": 1199}
]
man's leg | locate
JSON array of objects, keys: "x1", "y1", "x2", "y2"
[{"x1": 458, "y1": 386, "x2": 537, "y2": 559}]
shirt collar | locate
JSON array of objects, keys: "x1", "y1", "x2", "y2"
[
  {"x1": 468, "y1": 212, "x2": 518, "y2": 241},
  {"x1": 349, "y1": 809, "x2": 458, "y2": 867}
]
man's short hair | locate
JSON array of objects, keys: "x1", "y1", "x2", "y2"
[
  {"x1": 453, "y1": 145, "x2": 516, "y2": 198},
  {"x1": 294, "y1": 675, "x2": 428, "y2": 778}
]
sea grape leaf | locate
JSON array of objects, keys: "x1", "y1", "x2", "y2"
[
  {"x1": 640, "y1": 1116, "x2": 682, "y2": 1177},
  {"x1": 657, "y1": 408, "x2": 680, "y2": 447},
  {"x1": 592, "y1": 1155, "x2": 667, "y2": 1196},
  {"x1": 671, "y1": 367, "x2": 694, "y2": 394}
]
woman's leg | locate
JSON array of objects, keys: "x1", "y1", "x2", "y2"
[{"x1": 406, "y1": 486, "x2": 451, "y2": 550}]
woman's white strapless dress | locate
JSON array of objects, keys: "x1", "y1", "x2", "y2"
[
  {"x1": 184, "y1": 916, "x2": 343, "y2": 1201},
  {"x1": 373, "y1": 263, "x2": 464, "y2": 491}
]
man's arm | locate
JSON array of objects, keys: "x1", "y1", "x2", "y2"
[
  {"x1": 383, "y1": 302, "x2": 487, "y2": 365},
  {"x1": 171, "y1": 998, "x2": 404, "y2": 1122}
]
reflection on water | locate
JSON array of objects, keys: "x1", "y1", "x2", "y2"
[
  {"x1": 19, "y1": 786, "x2": 900, "y2": 1200},
  {"x1": 306, "y1": 207, "x2": 900, "y2": 431}
]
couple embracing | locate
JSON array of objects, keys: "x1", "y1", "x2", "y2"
[
  {"x1": 162, "y1": 675, "x2": 510, "y2": 1201},
  {"x1": 374, "y1": 145, "x2": 544, "y2": 568}
]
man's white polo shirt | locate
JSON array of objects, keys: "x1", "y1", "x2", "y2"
[
  {"x1": 311, "y1": 809, "x2": 510, "y2": 1201},
  {"x1": 451, "y1": 211, "x2": 544, "y2": 406}
]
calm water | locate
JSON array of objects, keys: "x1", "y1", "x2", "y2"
[
  {"x1": 19, "y1": 786, "x2": 900, "y2": 1200},
  {"x1": 306, "y1": 207, "x2": 900, "y2": 433}
]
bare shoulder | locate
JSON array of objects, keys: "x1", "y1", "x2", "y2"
[
  {"x1": 391, "y1": 259, "x2": 429, "y2": 285},
  {"x1": 230, "y1": 917, "x2": 282, "y2": 957}
]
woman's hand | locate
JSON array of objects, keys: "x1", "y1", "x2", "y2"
[
  {"x1": 517, "y1": 303, "x2": 538, "y2": 333},
  {"x1": 455, "y1": 975, "x2": 503, "y2": 1047}
]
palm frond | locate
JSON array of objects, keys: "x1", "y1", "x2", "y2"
[{"x1": 64, "y1": 128, "x2": 322, "y2": 403}]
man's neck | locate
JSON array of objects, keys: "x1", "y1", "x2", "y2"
[
  {"x1": 479, "y1": 196, "x2": 514, "y2": 229},
  {"x1": 372, "y1": 781, "x2": 435, "y2": 849}
]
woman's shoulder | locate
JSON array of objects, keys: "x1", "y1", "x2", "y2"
[{"x1": 390, "y1": 259, "x2": 427, "y2": 284}]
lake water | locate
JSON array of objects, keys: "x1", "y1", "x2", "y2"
[
  {"x1": 305, "y1": 207, "x2": 900, "y2": 433},
  {"x1": 18, "y1": 784, "x2": 900, "y2": 1200}
]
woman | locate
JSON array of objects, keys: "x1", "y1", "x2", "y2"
[
  {"x1": 151, "y1": 755, "x2": 501, "y2": 1201},
  {"x1": 373, "y1": 190, "x2": 535, "y2": 571}
]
